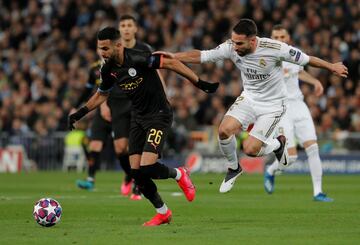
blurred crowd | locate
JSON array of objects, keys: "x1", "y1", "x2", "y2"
[{"x1": 0, "y1": 0, "x2": 359, "y2": 152}]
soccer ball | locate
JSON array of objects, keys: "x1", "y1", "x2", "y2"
[{"x1": 33, "y1": 198, "x2": 62, "y2": 227}]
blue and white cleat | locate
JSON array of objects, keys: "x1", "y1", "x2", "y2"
[
  {"x1": 76, "y1": 180, "x2": 94, "y2": 191},
  {"x1": 264, "y1": 171, "x2": 275, "y2": 194},
  {"x1": 313, "y1": 193, "x2": 333, "y2": 202}
]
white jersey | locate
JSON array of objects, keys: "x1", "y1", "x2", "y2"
[
  {"x1": 282, "y1": 61, "x2": 304, "y2": 101},
  {"x1": 200, "y1": 37, "x2": 309, "y2": 103}
]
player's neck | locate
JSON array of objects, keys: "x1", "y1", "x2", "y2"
[
  {"x1": 115, "y1": 46, "x2": 125, "y2": 65},
  {"x1": 122, "y1": 38, "x2": 136, "y2": 49},
  {"x1": 251, "y1": 37, "x2": 258, "y2": 53}
]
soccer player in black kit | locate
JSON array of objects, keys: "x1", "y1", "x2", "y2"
[
  {"x1": 76, "y1": 15, "x2": 154, "y2": 200},
  {"x1": 69, "y1": 27, "x2": 219, "y2": 226}
]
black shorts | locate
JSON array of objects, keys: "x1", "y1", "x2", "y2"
[
  {"x1": 128, "y1": 112, "x2": 173, "y2": 156},
  {"x1": 88, "y1": 100, "x2": 131, "y2": 141}
]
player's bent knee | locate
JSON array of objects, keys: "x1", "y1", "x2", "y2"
[
  {"x1": 218, "y1": 125, "x2": 234, "y2": 140},
  {"x1": 115, "y1": 146, "x2": 128, "y2": 155},
  {"x1": 243, "y1": 144, "x2": 260, "y2": 157}
]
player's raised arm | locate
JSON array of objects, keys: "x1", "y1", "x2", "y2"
[
  {"x1": 154, "y1": 50, "x2": 201, "y2": 63},
  {"x1": 159, "y1": 55, "x2": 219, "y2": 93},
  {"x1": 154, "y1": 40, "x2": 232, "y2": 64},
  {"x1": 174, "y1": 50, "x2": 202, "y2": 63},
  {"x1": 279, "y1": 41, "x2": 348, "y2": 78},
  {"x1": 308, "y1": 57, "x2": 348, "y2": 78}
]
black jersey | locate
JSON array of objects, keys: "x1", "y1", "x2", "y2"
[
  {"x1": 74, "y1": 41, "x2": 152, "y2": 107},
  {"x1": 98, "y1": 49, "x2": 171, "y2": 116}
]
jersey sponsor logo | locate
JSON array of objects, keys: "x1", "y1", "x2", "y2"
[
  {"x1": 259, "y1": 58, "x2": 267, "y2": 67},
  {"x1": 295, "y1": 51, "x2": 301, "y2": 61},
  {"x1": 244, "y1": 68, "x2": 270, "y2": 80},
  {"x1": 128, "y1": 68, "x2": 137, "y2": 77},
  {"x1": 289, "y1": 49, "x2": 296, "y2": 56},
  {"x1": 119, "y1": 77, "x2": 143, "y2": 90}
]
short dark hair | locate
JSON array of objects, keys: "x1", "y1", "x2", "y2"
[
  {"x1": 272, "y1": 24, "x2": 286, "y2": 32},
  {"x1": 97, "y1": 27, "x2": 121, "y2": 41},
  {"x1": 233, "y1": 19, "x2": 257, "y2": 37},
  {"x1": 119, "y1": 14, "x2": 137, "y2": 24}
]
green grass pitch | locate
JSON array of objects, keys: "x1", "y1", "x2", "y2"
[{"x1": 0, "y1": 172, "x2": 359, "y2": 244}]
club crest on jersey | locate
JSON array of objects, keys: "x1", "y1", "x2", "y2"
[
  {"x1": 259, "y1": 58, "x2": 267, "y2": 67},
  {"x1": 128, "y1": 68, "x2": 137, "y2": 77},
  {"x1": 289, "y1": 49, "x2": 296, "y2": 56}
]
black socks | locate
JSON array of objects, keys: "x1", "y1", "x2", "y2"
[
  {"x1": 88, "y1": 151, "x2": 101, "y2": 180},
  {"x1": 117, "y1": 154, "x2": 132, "y2": 183},
  {"x1": 140, "y1": 162, "x2": 177, "y2": 179},
  {"x1": 131, "y1": 169, "x2": 164, "y2": 208}
]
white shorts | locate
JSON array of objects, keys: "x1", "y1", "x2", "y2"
[
  {"x1": 276, "y1": 99, "x2": 317, "y2": 148},
  {"x1": 225, "y1": 93, "x2": 286, "y2": 144}
]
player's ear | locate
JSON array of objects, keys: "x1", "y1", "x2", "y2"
[{"x1": 249, "y1": 36, "x2": 256, "y2": 45}]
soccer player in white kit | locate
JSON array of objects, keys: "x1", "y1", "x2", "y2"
[
  {"x1": 156, "y1": 19, "x2": 348, "y2": 193},
  {"x1": 264, "y1": 25, "x2": 334, "y2": 202}
]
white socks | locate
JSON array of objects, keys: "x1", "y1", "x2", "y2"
[
  {"x1": 174, "y1": 168, "x2": 181, "y2": 181},
  {"x1": 257, "y1": 138, "x2": 281, "y2": 156},
  {"x1": 219, "y1": 135, "x2": 239, "y2": 170},
  {"x1": 156, "y1": 203, "x2": 168, "y2": 214},
  {"x1": 87, "y1": 177, "x2": 94, "y2": 182},
  {"x1": 266, "y1": 143, "x2": 322, "y2": 196},
  {"x1": 306, "y1": 144, "x2": 323, "y2": 196},
  {"x1": 266, "y1": 159, "x2": 279, "y2": 175}
]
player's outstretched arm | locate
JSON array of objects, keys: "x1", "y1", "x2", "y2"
[
  {"x1": 154, "y1": 50, "x2": 201, "y2": 64},
  {"x1": 68, "y1": 91, "x2": 109, "y2": 130},
  {"x1": 308, "y1": 56, "x2": 348, "y2": 78},
  {"x1": 298, "y1": 70, "x2": 324, "y2": 97},
  {"x1": 161, "y1": 56, "x2": 219, "y2": 93}
]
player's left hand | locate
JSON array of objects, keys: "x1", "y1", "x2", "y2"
[
  {"x1": 331, "y1": 62, "x2": 348, "y2": 78},
  {"x1": 313, "y1": 80, "x2": 324, "y2": 97},
  {"x1": 195, "y1": 79, "x2": 219, "y2": 93}
]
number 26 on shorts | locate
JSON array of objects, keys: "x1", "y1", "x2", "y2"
[{"x1": 147, "y1": 129, "x2": 163, "y2": 145}]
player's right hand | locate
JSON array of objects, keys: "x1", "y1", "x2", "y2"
[
  {"x1": 68, "y1": 114, "x2": 77, "y2": 131},
  {"x1": 68, "y1": 106, "x2": 90, "y2": 131}
]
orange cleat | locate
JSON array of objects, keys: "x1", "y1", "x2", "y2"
[
  {"x1": 177, "y1": 167, "x2": 196, "y2": 202},
  {"x1": 143, "y1": 210, "x2": 172, "y2": 226},
  {"x1": 130, "y1": 194, "x2": 142, "y2": 201},
  {"x1": 120, "y1": 179, "x2": 133, "y2": 196}
]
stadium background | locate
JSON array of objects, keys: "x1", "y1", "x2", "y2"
[
  {"x1": 0, "y1": 1, "x2": 359, "y2": 244},
  {"x1": 0, "y1": 0, "x2": 359, "y2": 172}
]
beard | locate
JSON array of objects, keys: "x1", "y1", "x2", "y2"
[{"x1": 236, "y1": 47, "x2": 251, "y2": 56}]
